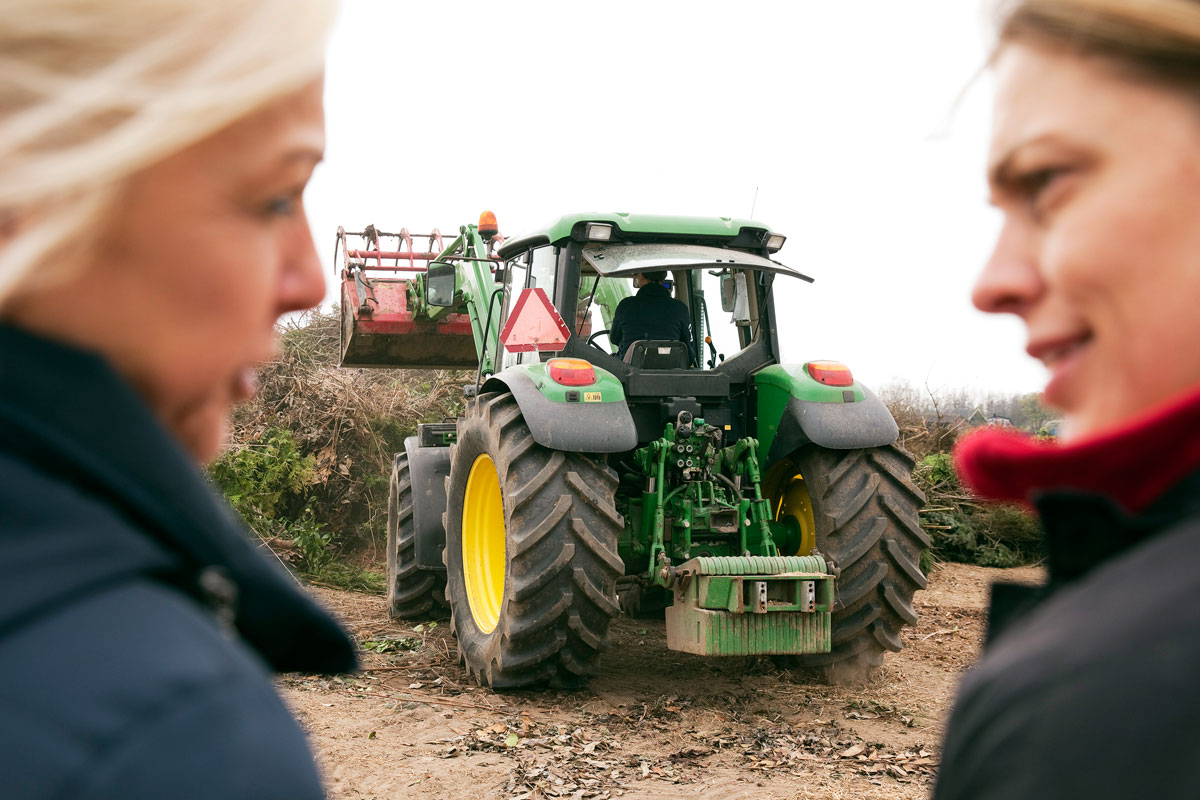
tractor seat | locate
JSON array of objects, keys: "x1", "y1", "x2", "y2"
[{"x1": 623, "y1": 340, "x2": 690, "y2": 370}]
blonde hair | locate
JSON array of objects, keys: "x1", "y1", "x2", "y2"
[
  {"x1": 0, "y1": 0, "x2": 337, "y2": 308},
  {"x1": 994, "y1": 0, "x2": 1200, "y2": 89}
]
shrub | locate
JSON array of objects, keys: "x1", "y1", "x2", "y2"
[
  {"x1": 210, "y1": 427, "x2": 314, "y2": 522},
  {"x1": 912, "y1": 451, "x2": 1043, "y2": 568},
  {"x1": 216, "y1": 308, "x2": 466, "y2": 569}
]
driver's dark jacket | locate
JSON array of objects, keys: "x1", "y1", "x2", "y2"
[
  {"x1": 610, "y1": 282, "x2": 692, "y2": 359},
  {"x1": 0, "y1": 325, "x2": 357, "y2": 800}
]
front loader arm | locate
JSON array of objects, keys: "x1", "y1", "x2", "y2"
[{"x1": 411, "y1": 223, "x2": 504, "y2": 376}]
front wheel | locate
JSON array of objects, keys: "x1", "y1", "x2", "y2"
[
  {"x1": 443, "y1": 391, "x2": 623, "y2": 689},
  {"x1": 767, "y1": 445, "x2": 928, "y2": 682}
]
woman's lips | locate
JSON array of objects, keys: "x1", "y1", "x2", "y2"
[
  {"x1": 1028, "y1": 331, "x2": 1093, "y2": 406},
  {"x1": 1027, "y1": 331, "x2": 1093, "y2": 366}
]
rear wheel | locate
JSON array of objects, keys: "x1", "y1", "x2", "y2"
[
  {"x1": 767, "y1": 445, "x2": 928, "y2": 682},
  {"x1": 443, "y1": 391, "x2": 623, "y2": 688},
  {"x1": 385, "y1": 452, "x2": 447, "y2": 619}
]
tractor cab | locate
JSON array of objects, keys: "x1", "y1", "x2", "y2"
[{"x1": 494, "y1": 213, "x2": 813, "y2": 445}]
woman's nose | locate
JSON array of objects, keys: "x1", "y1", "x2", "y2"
[
  {"x1": 972, "y1": 218, "x2": 1044, "y2": 316},
  {"x1": 278, "y1": 218, "x2": 326, "y2": 315}
]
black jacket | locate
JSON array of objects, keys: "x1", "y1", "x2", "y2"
[
  {"x1": 934, "y1": 467, "x2": 1200, "y2": 799},
  {"x1": 0, "y1": 325, "x2": 356, "y2": 799},
  {"x1": 610, "y1": 282, "x2": 692, "y2": 360}
]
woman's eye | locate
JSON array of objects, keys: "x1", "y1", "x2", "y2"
[
  {"x1": 264, "y1": 194, "x2": 299, "y2": 217},
  {"x1": 1018, "y1": 167, "x2": 1071, "y2": 214}
]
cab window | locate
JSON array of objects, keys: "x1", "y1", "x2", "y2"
[{"x1": 500, "y1": 251, "x2": 530, "y2": 371}]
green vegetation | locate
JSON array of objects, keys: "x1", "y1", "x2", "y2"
[
  {"x1": 882, "y1": 382, "x2": 1046, "y2": 569},
  {"x1": 914, "y1": 454, "x2": 1042, "y2": 569}
]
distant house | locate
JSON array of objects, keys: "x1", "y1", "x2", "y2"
[
  {"x1": 964, "y1": 408, "x2": 1015, "y2": 428},
  {"x1": 966, "y1": 408, "x2": 989, "y2": 427}
]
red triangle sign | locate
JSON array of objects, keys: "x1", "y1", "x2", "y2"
[{"x1": 500, "y1": 288, "x2": 572, "y2": 353}]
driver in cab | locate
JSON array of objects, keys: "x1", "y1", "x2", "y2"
[{"x1": 610, "y1": 271, "x2": 693, "y2": 363}]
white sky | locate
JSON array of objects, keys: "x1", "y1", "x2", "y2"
[{"x1": 306, "y1": 0, "x2": 1049, "y2": 398}]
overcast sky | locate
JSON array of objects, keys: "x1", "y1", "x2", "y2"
[{"x1": 306, "y1": 0, "x2": 1048, "y2": 399}]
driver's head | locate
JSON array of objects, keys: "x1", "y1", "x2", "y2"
[{"x1": 636, "y1": 271, "x2": 668, "y2": 288}]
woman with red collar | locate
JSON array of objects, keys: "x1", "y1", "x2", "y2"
[{"x1": 934, "y1": 2, "x2": 1200, "y2": 798}]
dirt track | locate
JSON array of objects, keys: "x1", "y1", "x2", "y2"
[{"x1": 280, "y1": 563, "x2": 1042, "y2": 800}]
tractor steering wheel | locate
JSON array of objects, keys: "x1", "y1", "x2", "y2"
[{"x1": 586, "y1": 329, "x2": 612, "y2": 353}]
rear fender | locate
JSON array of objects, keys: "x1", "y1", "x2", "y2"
[
  {"x1": 755, "y1": 365, "x2": 898, "y2": 465},
  {"x1": 480, "y1": 364, "x2": 637, "y2": 453},
  {"x1": 405, "y1": 436, "x2": 450, "y2": 571}
]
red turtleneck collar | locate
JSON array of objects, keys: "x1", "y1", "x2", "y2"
[{"x1": 954, "y1": 384, "x2": 1200, "y2": 515}]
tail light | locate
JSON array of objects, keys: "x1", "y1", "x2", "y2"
[
  {"x1": 548, "y1": 358, "x2": 596, "y2": 386},
  {"x1": 805, "y1": 361, "x2": 854, "y2": 387}
]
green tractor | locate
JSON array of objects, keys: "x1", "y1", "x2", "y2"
[{"x1": 335, "y1": 212, "x2": 927, "y2": 687}]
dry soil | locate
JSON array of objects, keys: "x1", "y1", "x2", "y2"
[{"x1": 280, "y1": 562, "x2": 1043, "y2": 800}]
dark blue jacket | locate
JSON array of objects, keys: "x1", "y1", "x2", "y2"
[
  {"x1": 610, "y1": 282, "x2": 693, "y2": 361},
  {"x1": 0, "y1": 325, "x2": 357, "y2": 800}
]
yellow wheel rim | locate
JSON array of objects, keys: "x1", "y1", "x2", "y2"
[
  {"x1": 463, "y1": 454, "x2": 506, "y2": 634},
  {"x1": 776, "y1": 473, "x2": 817, "y2": 556}
]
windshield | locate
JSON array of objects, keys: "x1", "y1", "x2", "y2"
[{"x1": 575, "y1": 260, "x2": 769, "y2": 369}]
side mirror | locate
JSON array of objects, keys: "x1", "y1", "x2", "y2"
[
  {"x1": 720, "y1": 273, "x2": 737, "y2": 312},
  {"x1": 426, "y1": 262, "x2": 457, "y2": 307}
]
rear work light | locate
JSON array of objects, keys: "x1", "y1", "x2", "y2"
[
  {"x1": 765, "y1": 233, "x2": 787, "y2": 253},
  {"x1": 548, "y1": 358, "x2": 597, "y2": 386},
  {"x1": 805, "y1": 361, "x2": 854, "y2": 387},
  {"x1": 585, "y1": 223, "x2": 614, "y2": 241}
]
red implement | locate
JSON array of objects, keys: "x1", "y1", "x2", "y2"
[{"x1": 335, "y1": 226, "x2": 477, "y2": 368}]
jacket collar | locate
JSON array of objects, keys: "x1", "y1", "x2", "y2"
[
  {"x1": 636, "y1": 281, "x2": 670, "y2": 297},
  {"x1": 0, "y1": 324, "x2": 355, "y2": 673},
  {"x1": 954, "y1": 383, "x2": 1200, "y2": 516}
]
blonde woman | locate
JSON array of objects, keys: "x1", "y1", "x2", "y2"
[
  {"x1": 0, "y1": 3, "x2": 354, "y2": 798},
  {"x1": 936, "y1": 1, "x2": 1200, "y2": 797}
]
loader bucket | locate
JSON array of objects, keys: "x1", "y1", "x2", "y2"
[
  {"x1": 335, "y1": 225, "x2": 479, "y2": 369},
  {"x1": 339, "y1": 276, "x2": 477, "y2": 369}
]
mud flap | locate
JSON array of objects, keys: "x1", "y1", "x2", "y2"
[
  {"x1": 405, "y1": 436, "x2": 451, "y2": 570},
  {"x1": 665, "y1": 555, "x2": 833, "y2": 656}
]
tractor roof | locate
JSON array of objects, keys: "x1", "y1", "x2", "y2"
[{"x1": 497, "y1": 212, "x2": 775, "y2": 259}]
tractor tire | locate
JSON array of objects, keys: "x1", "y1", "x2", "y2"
[
  {"x1": 385, "y1": 452, "x2": 448, "y2": 620},
  {"x1": 773, "y1": 445, "x2": 928, "y2": 683},
  {"x1": 442, "y1": 391, "x2": 623, "y2": 689}
]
